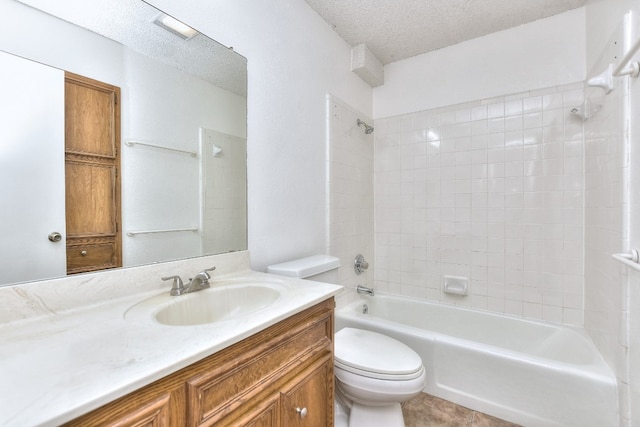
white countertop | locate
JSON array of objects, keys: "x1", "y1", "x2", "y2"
[{"x1": 0, "y1": 256, "x2": 341, "y2": 427}]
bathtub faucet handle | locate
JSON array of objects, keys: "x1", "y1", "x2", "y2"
[{"x1": 354, "y1": 253, "x2": 369, "y2": 274}]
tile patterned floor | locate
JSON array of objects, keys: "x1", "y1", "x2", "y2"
[{"x1": 402, "y1": 393, "x2": 521, "y2": 427}]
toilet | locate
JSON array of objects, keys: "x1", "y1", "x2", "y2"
[
  {"x1": 267, "y1": 255, "x2": 426, "y2": 427},
  {"x1": 334, "y1": 327, "x2": 426, "y2": 426}
]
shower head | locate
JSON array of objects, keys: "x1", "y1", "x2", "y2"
[{"x1": 357, "y1": 118, "x2": 374, "y2": 134}]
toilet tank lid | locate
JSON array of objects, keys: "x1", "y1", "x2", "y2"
[{"x1": 266, "y1": 255, "x2": 340, "y2": 278}]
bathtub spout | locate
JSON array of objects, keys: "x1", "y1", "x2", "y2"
[{"x1": 356, "y1": 285, "x2": 375, "y2": 296}]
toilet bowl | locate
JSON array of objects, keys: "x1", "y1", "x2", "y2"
[
  {"x1": 266, "y1": 255, "x2": 425, "y2": 427},
  {"x1": 334, "y1": 327, "x2": 426, "y2": 427}
]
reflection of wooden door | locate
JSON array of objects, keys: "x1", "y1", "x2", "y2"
[{"x1": 65, "y1": 72, "x2": 121, "y2": 274}]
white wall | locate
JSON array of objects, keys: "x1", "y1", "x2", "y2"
[
  {"x1": 122, "y1": 49, "x2": 247, "y2": 266},
  {"x1": 0, "y1": 0, "x2": 125, "y2": 84},
  {"x1": 586, "y1": 0, "x2": 638, "y2": 73},
  {"x1": 584, "y1": 0, "x2": 640, "y2": 424},
  {"x1": 373, "y1": 8, "x2": 586, "y2": 119},
  {"x1": 582, "y1": 16, "x2": 629, "y2": 421},
  {"x1": 628, "y1": 10, "x2": 640, "y2": 425},
  {"x1": 147, "y1": 0, "x2": 373, "y2": 272}
]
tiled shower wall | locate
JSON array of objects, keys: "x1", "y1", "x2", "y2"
[
  {"x1": 201, "y1": 128, "x2": 247, "y2": 255},
  {"x1": 327, "y1": 95, "x2": 374, "y2": 308},
  {"x1": 374, "y1": 82, "x2": 586, "y2": 326}
]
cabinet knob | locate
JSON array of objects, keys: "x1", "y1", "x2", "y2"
[
  {"x1": 296, "y1": 407, "x2": 308, "y2": 418},
  {"x1": 80, "y1": 250, "x2": 87, "y2": 256}
]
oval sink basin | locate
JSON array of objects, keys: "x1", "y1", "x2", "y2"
[
  {"x1": 157, "y1": 285, "x2": 280, "y2": 326},
  {"x1": 125, "y1": 281, "x2": 284, "y2": 326}
]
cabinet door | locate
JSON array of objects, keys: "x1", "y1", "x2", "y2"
[{"x1": 280, "y1": 356, "x2": 333, "y2": 427}]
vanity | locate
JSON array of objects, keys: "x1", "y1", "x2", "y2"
[
  {"x1": 0, "y1": 3, "x2": 342, "y2": 425},
  {"x1": 0, "y1": 251, "x2": 341, "y2": 426}
]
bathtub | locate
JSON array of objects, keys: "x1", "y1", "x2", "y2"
[{"x1": 335, "y1": 294, "x2": 618, "y2": 427}]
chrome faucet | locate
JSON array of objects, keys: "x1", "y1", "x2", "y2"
[
  {"x1": 162, "y1": 266, "x2": 216, "y2": 296},
  {"x1": 162, "y1": 275, "x2": 185, "y2": 296},
  {"x1": 356, "y1": 285, "x2": 375, "y2": 296},
  {"x1": 187, "y1": 267, "x2": 216, "y2": 292}
]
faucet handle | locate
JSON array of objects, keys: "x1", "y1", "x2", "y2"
[
  {"x1": 201, "y1": 266, "x2": 216, "y2": 279},
  {"x1": 354, "y1": 254, "x2": 369, "y2": 275},
  {"x1": 162, "y1": 275, "x2": 184, "y2": 295}
]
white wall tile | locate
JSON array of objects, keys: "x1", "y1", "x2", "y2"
[{"x1": 374, "y1": 83, "x2": 585, "y2": 324}]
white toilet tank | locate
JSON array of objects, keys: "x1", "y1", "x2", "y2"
[{"x1": 266, "y1": 254, "x2": 341, "y2": 284}]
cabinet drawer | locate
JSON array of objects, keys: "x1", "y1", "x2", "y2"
[
  {"x1": 187, "y1": 312, "x2": 332, "y2": 426},
  {"x1": 106, "y1": 393, "x2": 171, "y2": 427},
  {"x1": 65, "y1": 392, "x2": 173, "y2": 427},
  {"x1": 234, "y1": 393, "x2": 280, "y2": 427},
  {"x1": 67, "y1": 242, "x2": 116, "y2": 272}
]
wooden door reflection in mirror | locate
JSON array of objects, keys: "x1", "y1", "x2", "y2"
[{"x1": 65, "y1": 72, "x2": 121, "y2": 274}]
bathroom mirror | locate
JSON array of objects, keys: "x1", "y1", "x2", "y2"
[{"x1": 0, "y1": 0, "x2": 247, "y2": 287}]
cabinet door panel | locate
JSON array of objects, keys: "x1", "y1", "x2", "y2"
[
  {"x1": 65, "y1": 78, "x2": 117, "y2": 157},
  {"x1": 65, "y1": 161, "x2": 117, "y2": 235},
  {"x1": 281, "y1": 355, "x2": 333, "y2": 427}
]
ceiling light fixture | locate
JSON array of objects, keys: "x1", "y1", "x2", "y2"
[{"x1": 152, "y1": 13, "x2": 198, "y2": 40}]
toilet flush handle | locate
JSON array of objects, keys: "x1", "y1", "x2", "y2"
[{"x1": 296, "y1": 407, "x2": 308, "y2": 418}]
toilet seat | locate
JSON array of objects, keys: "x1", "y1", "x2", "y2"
[{"x1": 335, "y1": 328, "x2": 424, "y2": 381}]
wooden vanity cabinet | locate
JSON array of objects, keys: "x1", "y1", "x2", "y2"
[{"x1": 63, "y1": 298, "x2": 334, "y2": 427}]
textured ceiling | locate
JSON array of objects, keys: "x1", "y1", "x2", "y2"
[
  {"x1": 304, "y1": 0, "x2": 586, "y2": 64},
  {"x1": 17, "y1": 0, "x2": 247, "y2": 96}
]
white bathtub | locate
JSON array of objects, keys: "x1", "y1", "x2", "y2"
[{"x1": 335, "y1": 294, "x2": 618, "y2": 427}]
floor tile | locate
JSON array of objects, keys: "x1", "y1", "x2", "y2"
[{"x1": 402, "y1": 393, "x2": 521, "y2": 427}]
